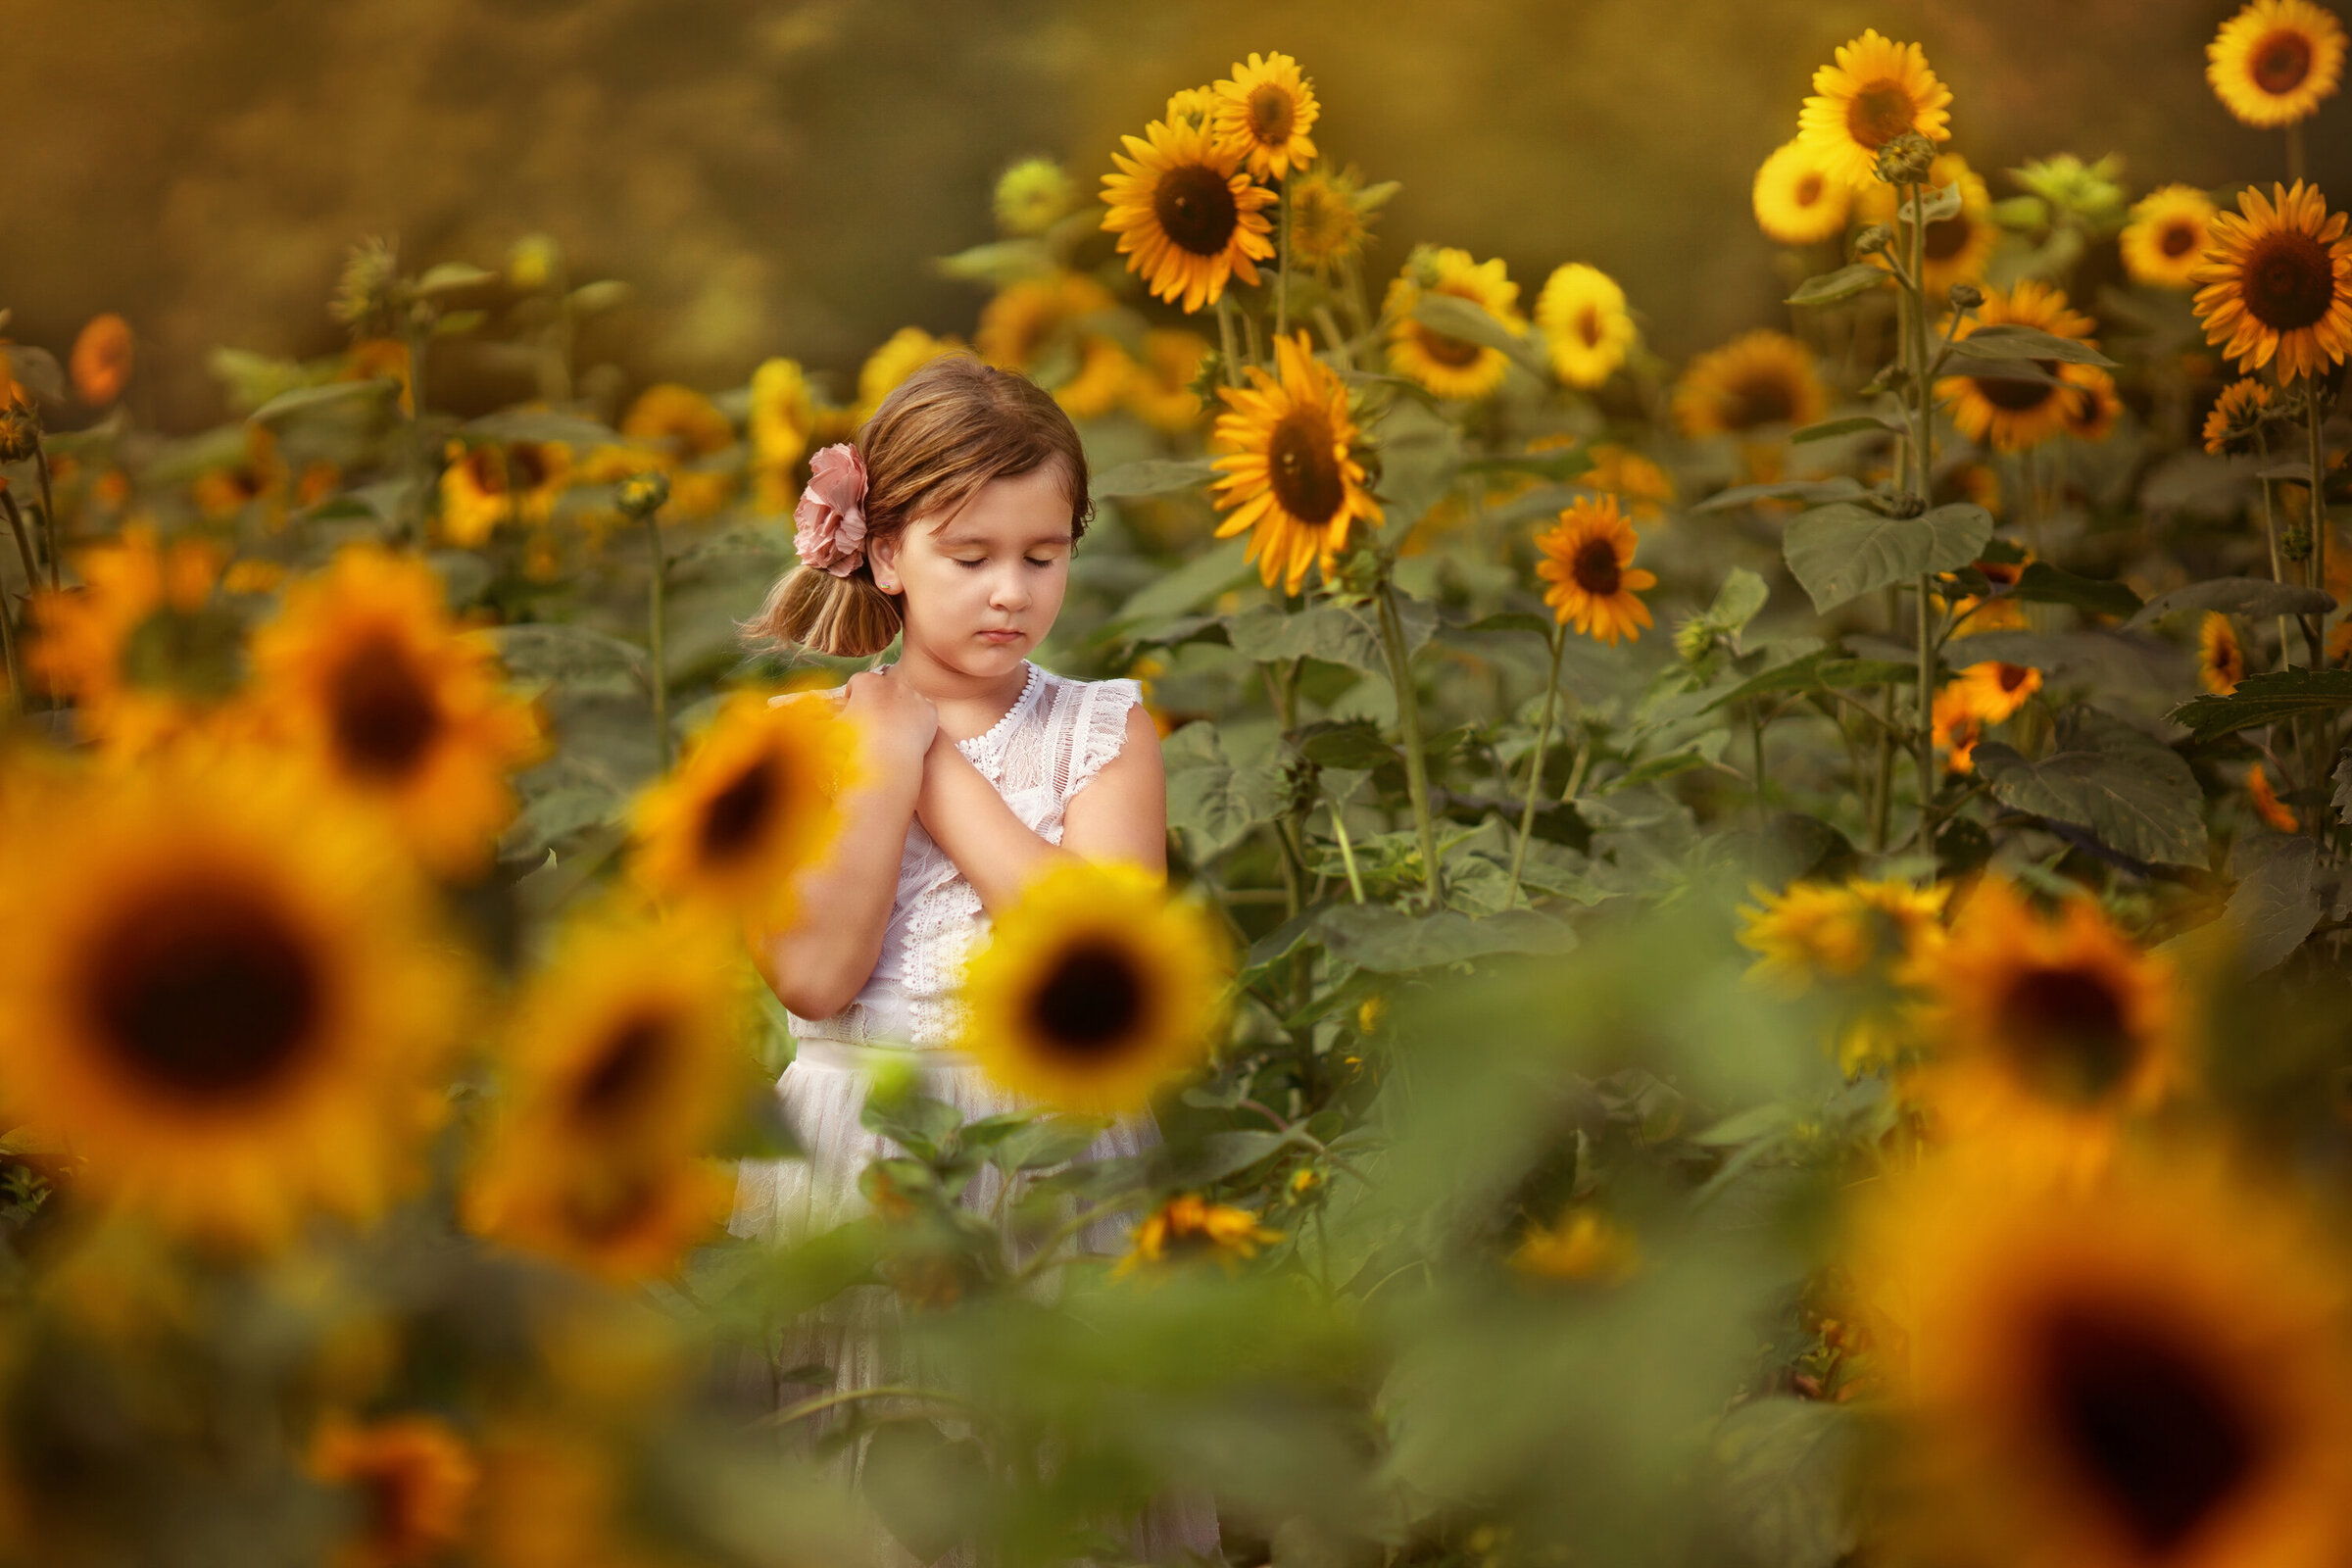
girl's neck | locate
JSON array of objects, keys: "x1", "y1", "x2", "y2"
[{"x1": 891, "y1": 641, "x2": 1032, "y2": 742}]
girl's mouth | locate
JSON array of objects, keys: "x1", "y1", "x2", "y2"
[{"x1": 978, "y1": 628, "x2": 1025, "y2": 644}]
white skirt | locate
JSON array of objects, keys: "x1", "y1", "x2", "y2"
[{"x1": 729, "y1": 1039, "x2": 1223, "y2": 1566}]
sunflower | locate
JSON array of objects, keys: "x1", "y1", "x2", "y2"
[
  {"x1": 2060, "y1": 367, "x2": 2123, "y2": 443},
  {"x1": 1123, "y1": 328, "x2": 1212, "y2": 433},
  {"x1": 1384, "y1": 247, "x2": 1525, "y2": 401},
  {"x1": 977, "y1": 273, "x2": 1131, "y2": 418},
  {"x1": 192, "y1": 423, "x2": 290, "y2": 523},
  {"x1": 2248, "y1": 762, "x2": 2301, "y2": 832},
  {"x1": 1208, "y1": 330, "x2": 1384, "y2": 595},
  {"x1": 2199, "y1": 612, "x2": 2247, "y2": 693},
  {"x1": 1509, "y1": 1209, "x2": 1642, "y2": 1285},
  {"x1": 1849, "y1": 1147, "x2": 2352, "y2": 1568},
  {"x1": 960, "y1": 860, "x2": 1229, "y2": 1116},
  {"x1": 1101, "y1": 116, "x2": 1277, "y2": 316},
  {"x1": 70, "y1": 313, "x2": 133, "y2": 408},
  {"x1": 618, "y1": 383, "x2": 735, "y2": 516},
  {"x1": 857, "y1": 325, "x2": 966, "y2": 419},
  {"x1": 437, "y1": 439, "x2": 570, "y2": 549},
  {"x1": 2121, "y1": 185, "x2": 2221, "y2": 290},
  {"x1": 1908, "y1": 879, "x2": 2182, "y2": 1152},
  {"x1": 1672, "y1": 330, "x2": 1829, "y2": 438},
  {"x1": 1535, "y1": 263, "x2": 1638, "y2": 389},
  {"x1": 628, "y1": 690, "x2": 852, "y2": 932},
  {"x1": 309, "y1": 1411, "x2": 479, "y2": 1568},
  {"x1": 1113, "y1": 1195, "x2": 1283, "y2": 1277},
  {"x1": 344, "y1": 338, "x2": 415, "y2": 416},
  {"x1": 993, "y1": 156, "x2": 1078, "y2": 236},
  {"x1": 1163, "y1": 84, "x2": 1217, "y2": 130},
  {"x1": 1857, "y1": 152, "x2": 1997, "y2": 298},
  {"x1": 1575, "y1": 444, "x2": 1675, "y2": 523},
  {"x1": 1738, "y1": 876, "x2": 1949, "y2": 995},
  {"x1": 1287, "y1": 165, "x2": 1380, "y2": 271},
  {"x1": 1932, "y1": 685, "x2": 1987, "y2": 774},
  {"x1": 1210, "y1": 50, "x2": 1320, "y2": 180},
  {"x1": 2207, "y1": 0, "x2": 2346, "y2": 126},
  {"x1": 1752, "y1": 138, "x2": 1853, "y2": 246},
  {"x1": 1954, "y1": 659, "x2": 2043, "y2": 722},
  {"x1": 1935, "y1": 280, "x2": 2102, "y2": 452},
  {"x1": 249, "y1": 545, "x2": 545, "y2": 878},
  {"x1": 748, "y1": 356, "x2": 814, "y2": 514},
  {"x1": 2202, "y1": 377, "x2": 2276, "y2": 455},
  {"x1": 466, "y1": 1148, "x2": 734, "y2": 1284},
  {"x1": 29, "y1": 523, "x2": 241, "y2": 753},
  {"x1": 2190, "y1": 180, "x2": 2352, "y2": 382},
  {"x1": 1534, "y1": 495, "x2": 1657, "y2": 645},
  {"x1": 0, "y1": 751, "x2": 463, "y2": 1248},
  {"x1": 1796, "y1": 28, "x2": 1955, "y2": 191}
]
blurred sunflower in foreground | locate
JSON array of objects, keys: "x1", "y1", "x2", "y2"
[
  {"x1": 2120, "y1": 184, "x2": 2221, "y2": 290},
  {"x1": 0, "y1": 751, "x2": 464, "y2": 1248},
  {"x1": 1208, "y1": 330, "x2": 1383, "y2": 595},
  {"x1": 308, "y1": 1410, "x2": 480, "y2": 1568},
  {"x1": 31, "y1": 524, "x2": 238, "y2": 754},
  {"x1": 1115, "y1": 1195, "x2": 1283, "y2": 1277},
  {"x1": 250, "y1": 545, "x2": 546, "y2": 878},
  {"x1": 437, "y1": 439, "x2": 571, "y2": 548},
  {"x1": 1852, "y1": 1147, "x2": 2352, "y2": 1568},
  {"x1": 960, "y1": 860, "x2": 1228, "y2": 1115},
  {"x1": 1752, "y1": 138, "x2": 1851, "y2": 246}
]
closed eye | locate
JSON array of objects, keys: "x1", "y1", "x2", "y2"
[{"x1": 1025, "y1": 556, "x2": 1058, "y2": 567}]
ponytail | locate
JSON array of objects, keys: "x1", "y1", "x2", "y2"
[{"x1": 744, "y1": 564, "x2": 903, "y2": 659}]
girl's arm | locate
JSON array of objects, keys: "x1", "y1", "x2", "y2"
[
  {"x1": 915, "y1": 703, "x2": 1165, "y2": 911},
  {"x1": 759, "y1": 670, "x2": 936, "y2": 1019}
]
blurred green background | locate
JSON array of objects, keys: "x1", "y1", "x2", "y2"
[{"x1": 8, "y1": 0, "x2": 2339, "y2": 426}]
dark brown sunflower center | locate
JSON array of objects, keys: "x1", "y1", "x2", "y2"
[
  {"x1": 361, "y1": 1465, "x2": 430, "y2": 1552},
  {"x1": 2252, "y1": 28, "x2": 2314, "y2": 93},
  {"x1": 698, "y1": 756, "x2": 778, "y2": 863},
  {"x1": 1997, "y1": 962, "x2": 2138, "y2": 1102},
  {"x1": 1974, "y1": 366, "x2": 2060, "y2": 414},
  {"x1": 327, "y1": 635, "x2": 442, "y2": 781},
  {"x1": 466, "y1": 450, "x2": 510, "y2": 495},
  {"x1": 1268, "y1": 408, "x2": 1347, "y2": 526},
  {"x1": 2160, "y1": 220, "x2": 2201, "y2": 258},
  {"x1": 570, "y1": 1012, "x2": 669, "y2": 1126},
  {"x1": 1924, "y1": 214, "x2": 1974, "y2": 262},
  {"x1": 84, "y1": 879, "x2": 323, "y2": 1101},
  {"x1": 1576, "y1": 305, "x2": 1603, "y2": 348},
  {"x1": 2036, "y1": 1304, "x2": 2264, "y2": 1555},
  {"x1": 1725, "y1": 371, "x2": 1799, "y2": 429},
  {"x1": 1994, "y1": 662, "x2": 2032, "y2": 693},
  {"x1": 509, "y1": 443, "x2": 553, "y2": 490},
  {"x1": 1415, "y1": 290, "x2": 1489, "y2": 368},
  {"x1": 1153, "y1": 162, "x2": 1241, "y2": 259},
  {"x1": 1794, "y1": 173, "x2": 1824, "y2": 208},
  {"x1": 1570, "y1": 537, "x2": 1622, "y2": 596},
  {"x1": 1027, "y1": 940, "x2": 1146, "y2": 1056},
  {"x1": 1846, "y1": 80, "x2": 1917, "y2": 148},
  {"x1": 2240, "y1": 229, "x2": 2335, "y2": 332},
  {"x1": 1247, "y1": 83, "x2": 1295, "y2": 141}
]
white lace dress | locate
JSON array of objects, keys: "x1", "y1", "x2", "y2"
[{"x1": 730, "y1": 662, "x2": 1222, "y2": 1566}]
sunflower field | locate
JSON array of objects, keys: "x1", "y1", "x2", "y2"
[{"x1": 2, "y1": 8, "x2": 2352, "y2": 1566}]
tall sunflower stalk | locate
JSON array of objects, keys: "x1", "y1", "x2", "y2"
[
  {"x1": 1503, "y1": 620, "x2": 1567, "y2": 908},
  {"x1": 1377, "y1": 576, "x2": 1444, "y2": 907},
  {"x1": 619, "y1": 471, "x2": 673, "y2": 770}
]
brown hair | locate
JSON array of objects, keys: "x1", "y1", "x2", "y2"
[{"x1": 744, "y1": 352, "x2": 1094, "y2": 660}]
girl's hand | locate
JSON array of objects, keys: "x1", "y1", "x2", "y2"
[{"x1": 841, "y1": 667, "x2": 938, "y2": 776}]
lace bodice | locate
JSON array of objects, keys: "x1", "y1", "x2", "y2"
[{"x1": 788, "y1": 663, "x2": 1143, "y2": 1049}]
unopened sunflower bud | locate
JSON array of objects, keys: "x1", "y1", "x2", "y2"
[
  {"x1": 617, "y1": 470, "x2": 670, "y2": 519},
  {"x1": 1874, "y1": 131, "x2": 1938, "y2": 187},
  {"x1": 1948, "y1": 283, "x2": 1985, "y2": 313},
  {"x1": 1850, "y1": 223, "x2": 1894, "y2": 260},
  {"x1": 1887, "y1": 493, "x2": 1927, "y2": 519},
  {"x1": 992, "y1": 157, "x2": 1078, "y2": 237},
  {"x1": 0, "y1": 401, "x2": 41, "y2": 464}
]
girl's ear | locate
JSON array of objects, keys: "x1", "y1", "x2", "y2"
[{"x1": 868, "y1": 532, "x2": 904, "y2": 594}]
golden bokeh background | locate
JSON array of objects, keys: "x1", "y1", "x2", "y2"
[{"x1": 8, "y1": 0, "x2": 2339, "y2": 425}]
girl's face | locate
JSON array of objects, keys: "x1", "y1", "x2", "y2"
[{"x1": 869, "y1": 464, "x2": 1074, "y2": 681}]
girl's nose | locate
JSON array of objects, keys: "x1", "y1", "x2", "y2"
[{"x1": 988, "y1": 568, "x2": 1030, "y2": 611}]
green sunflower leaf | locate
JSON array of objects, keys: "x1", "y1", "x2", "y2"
[
  {"x1": 1700, "y1": 651, "x2": 1915, "y2": 712},
  {"x1": 2012, "y1": 562, "x2": 2142, "y2": 619},
  {"x1": 1789, "y1": 414, "x2": 1905, "y2": 445},
  {"x1": 1409, "y1": 293, "x2": 1544, "y2": 373},
  {"x1": 1972, "y1": 705, "x2": 2206, "y2": 865},
  {"x1": 1708, "y1": 1399, "x2": 1860, "y2": 1568},
  {"x1": 2167, "y1": 667, "x2": 2352, "y2": 740},
  {"x1": 1782, "y1": 501, "x2": 1993, "y2": 614},
  {"x1": 1090, "y1": 456, "x2": 1217, "y2": 498},
  {"x1": 1318, "y1": 906, "x2": 1578, "y2": 972},
  {"x1": 1784, "y1": 264, "x2": 1891, "y2": 307},
  {"x1": 2127, "y1": 576, "x2": 2335, "y2": 627},
  {"x1": 1692, "y1": 475, "x2": 1872, "y2": 514},
  {"x1": 1946, "y1": 323, "x2": 2119, "y2": 368}
]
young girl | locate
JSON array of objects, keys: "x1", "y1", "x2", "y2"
[{"x1": 728, "y1": 355, "x2": 1219, "y2": 1565}]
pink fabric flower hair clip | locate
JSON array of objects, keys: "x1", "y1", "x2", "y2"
[{"x1": 794, "y1": 442, "x2": 870, "y2": 576}]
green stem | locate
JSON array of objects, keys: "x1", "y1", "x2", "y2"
[
  {"x1": 401, "y1": 311, "x2": 431, "y2": 545},
  {"x1": 1504, "y1": 621, "x2": 1567, "y2": 909},
  {"x1": 645, "y1": 514, "x2": 670, "y2": 770},
  {"x1": 1377, "y1": 581, "x2": 1442, "y2": 907},
  {"x1": 0, "y1": 490, "x2": 38, "y2": 595},
  {"x1": 1749, "y1": 701, "x2": 1769, "y2": 829},
  {"x1": 1312, "y1": 305, "x2": 1354, "y2": 370},
  {"x1": 749, "y1": 1384, "x2": 972, "y2": 1432},
  {"x1": 2259, "y1": 430, "x2": 2293, "y2": 668},
  {"x1": 1915, "y1": 573, "x2": 1936, "y2": 844},
  {"x1": 1330, "y1": 801, "x2": 1366, "y2": 905},
  {"x1": 2310, "y1": 381, "x2": 2331, "y2": 668},
  {"x1": 32, "y1": 441, "x2": 60, "y2": 590},
  {"x1": 1871, "y1": 589, "x2": 1898, "y2": 853},
  {"x1": 0, "y1": 571, "x2": 20, "y2": 717},
  {"x1": 1904, "y1": 180, "x2": 1932, "y2": 503}
]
